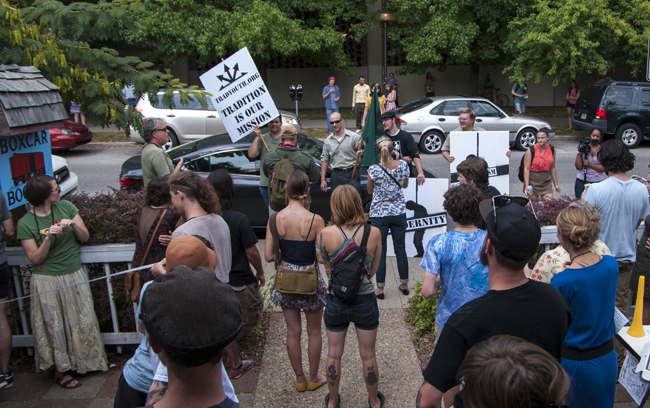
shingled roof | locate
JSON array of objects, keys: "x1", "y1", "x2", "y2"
[{"x1": 0, "y1": 64, "x2": 68, "y2": 136}]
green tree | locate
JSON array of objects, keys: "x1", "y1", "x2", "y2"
[{"x1": 506, "y1": 0, "x2": 650, "y2": 85}]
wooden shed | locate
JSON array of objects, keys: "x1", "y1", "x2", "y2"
[{"x1": 0, "y1": 64, "x2": 68, "y2": 136}]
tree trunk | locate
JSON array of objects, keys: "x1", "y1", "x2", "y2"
[{"x1": 469, "y1": 63, "x2": 479, "y2": 96}]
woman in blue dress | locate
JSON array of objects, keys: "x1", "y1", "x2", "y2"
[{"x1": 550, "y1": 201, "x2": 618, "y2": 408}]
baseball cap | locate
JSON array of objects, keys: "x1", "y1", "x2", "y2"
[
  {"x1": 140, "y1": 266, "x2": 243, "y2": 355},
  {"x1": 281, "y1": 125, "x2": 298, "y2": 136},
  {"x1": 381, "y1": 111, "x2": 396, "y2": 120},
  {"x1": 479, "y1": 197, "x2": 541, "y2": 261},
  {"x1": 165, "y1": 235, "x2": 217, "y2": 271},
  {"x1": 329, "y1": 76, "x2": 335, "y2": 81}
]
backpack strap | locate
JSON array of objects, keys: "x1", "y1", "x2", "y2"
[
  {"x1": 359, "y1": 224, "x2": 371, "y2": 253},
  {"x1": 269, "y1": 213, "x2": 282, "y2": 263}
]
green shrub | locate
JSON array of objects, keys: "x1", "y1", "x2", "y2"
[{"x1": 406, "y1": 280, "x2": 440, "y2": 335}]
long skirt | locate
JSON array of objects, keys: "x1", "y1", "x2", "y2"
[{"x1": 31, "y1": 268, "x2": 108, "y2": 373}]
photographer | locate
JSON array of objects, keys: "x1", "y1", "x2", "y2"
[{"x1": 575, "y1": 128, "x2": 605, "y2": 198}]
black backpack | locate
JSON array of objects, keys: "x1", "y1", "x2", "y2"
[
  {"x1": 518, "y1": 144, "x2": 554, "y2": 182},
  {"x1": 329, "y1": 224, "x2": 371, "y2": 301}
]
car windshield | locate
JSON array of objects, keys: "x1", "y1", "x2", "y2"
[{"x1": 399, "y1": 99, "x2": 433, "y2": 113}]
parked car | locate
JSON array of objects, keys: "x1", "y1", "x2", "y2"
[
  {"x1": 52, "y1": 155, "x2": 78, "y2": 196},
  {"x1": 572, "y1": 80, "x2": 650, "y2": 148},
  {"x1": 128, "y1": 91, "x2": 302, "y2": 147},
  {"x1": 119, "y1": 131, "x2": 437, "y2": 229},
  {"x1": 50, "y1": 121, "x2": 93, "y2": 151},
  {"x1": 396, "y1": 96, "x2": 555, "y2": 154}
]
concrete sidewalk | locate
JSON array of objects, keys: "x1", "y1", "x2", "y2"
[{"x1": 0, "y1": 243, "x2": 642, "y2": 407}]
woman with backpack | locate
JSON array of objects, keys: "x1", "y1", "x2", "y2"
[
  {"x1": 318, "y1": 185, "x2": 382, "y2": 408},
  {"x1": 522, "y1": 128, "x2": 560, "y2": 203},
  {"x1": 264, "y1": 170, "x2": 328, "y2": 393},
  {"x1": 367, "y1": 136, "x2": 410, "y2": 299}
]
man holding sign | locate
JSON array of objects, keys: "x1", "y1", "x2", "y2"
[
  {"x1": 441, "y1": 108, "x2": 485, "y2": 164},
  {"x1": 248, "y1": 117, "x2": 283, "y2": 210}
]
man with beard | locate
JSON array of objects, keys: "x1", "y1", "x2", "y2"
[
  {"x1": 380, "y1": 111, "x2": 425, "y2": 185},
  {"x1": 416, "y1": 197, "x2": 572, "y2": 408}
]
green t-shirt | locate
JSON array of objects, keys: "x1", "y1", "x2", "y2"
[
  {"x1": 17, "y1": 200, "x2": 82, "y2": 276},
  {"x1": 257, "y1": 132, "x2": 282, "y2": 187},
  {"x1": 141, "y1": 143, "x2": 174, "y2": 188}
]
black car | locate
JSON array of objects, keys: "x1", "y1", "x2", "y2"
[
  {"x1": 572, "y1": 80, "x2": 650, "y2": 148},
  {"x1": 120, "y1": 131, "x2": 438, "y2": 229}
]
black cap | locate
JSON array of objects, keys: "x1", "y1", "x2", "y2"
[
  {"x1": 479, "y1": 200, "x2": 541, "y2": 261},
  {"x1": 140, "y1": 266, "x2": 243, "y2": 355},
  {"x1": 381, "y1": 111, "x2": 396, "y2": 120}
]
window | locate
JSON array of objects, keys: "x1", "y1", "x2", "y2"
[
  {"x1": 471, "y1": 101, "x2": 501, "y2": 117},
  {"x1": 185, "y1": 149, "x2": 258, "y2": 174},
  {"x1": 297, "y1": 134, "x2": 323, "y2": 161},
  {"x1": 604, "y1": 87, "x2": 635, "y2": 106},
  {"x1": 642, "y1": 90, "x2": 650, "y2": 106},
  {"x1": 441, "y1": 100, "x2": 469, "y2": 116}
]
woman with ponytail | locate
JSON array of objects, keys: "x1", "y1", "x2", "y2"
[
  {"x1": 367, "y1": 136, "x2": 410, "y2": 299},
  {"x1": 551, "y1": 201, "x2": 618, "y2": 408}
]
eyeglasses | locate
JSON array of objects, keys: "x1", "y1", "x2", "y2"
[
  {"x1": 490, "y1": 195, "x2": 530, "y2": 229},
  {"x1": 155, "y1": 128, "x2": 168, "y2": 132},
  {"x1": 51, "y1": 186, "x2": 61, "y2": 194},
  {"x1": 329, "y1": 119, "x2": 342, "y2": 125}
]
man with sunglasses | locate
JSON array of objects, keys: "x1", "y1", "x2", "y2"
[
  {"x1": 320, "y1": 112, "x2": 363, "y2": 193},
  {"x1": 141, "y1": 118, "x2": 184, "y2": 188},
  {"x1": 417, "y1": 196, "x2": 572, "y2": 408},
  {"x1": 381, "y1": 111, "x2": 425, "y2": 185}
]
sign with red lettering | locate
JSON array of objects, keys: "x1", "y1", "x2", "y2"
[{"x1": 200, "y1": 47, "x2": 279, "y2": 142}]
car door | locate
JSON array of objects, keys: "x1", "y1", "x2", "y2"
[
  {"x1": 603, "y1": 87, "x2": 637, "y2": 134},
  {"x1": 640, "y1": 89, "x2": 650, "y2": 134},
  {"x1": 470, "y1": 100, "x2": 515, "y2": 137},
  {"x1": 165, "y1": 94, "x2": 208, "y2": 141},
  {"x1": 435, "y1": 100, "x2": 470, "y2": 134},
  {"x1": 205, "y1": 98, "x2": 227, "y2": 136}
]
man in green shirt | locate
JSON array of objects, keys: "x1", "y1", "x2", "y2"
[
  {"x1": 483, "y1": 73, "x2": 495, "y2": 101},
  {"x1": 140, "y1": 118, "x2": 184, "y2": 188},
  {"x1": 247, "y1": 116, "x2": 283, "y2": 210}
]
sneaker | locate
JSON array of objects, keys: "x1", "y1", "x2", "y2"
[
  {"x1": 229, "y1": 360, "x2": 254, "y2": 379},
  {"x1": 0, "y1": 370, "x2": 13, "y2": 389}
]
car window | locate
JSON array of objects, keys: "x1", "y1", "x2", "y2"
[
  {"x1": 642, "y1": 90, "x2": 650, "y2": 106},
  {"x1": 471, "y1": 101, "x2": 501, "y2": 117},
  {"x1": 440, "y1": 100, "x2": 469, "y2": 116},
  {"x1": 604, "y1": 87, "x2": 635, "y2": 106},
  {"x1": 297, "y1": 133, "x2": 323, "y2": 160},
  {"x1": 580, "y1": 84, "x2": 606, "y2": 105},
  {"x1": 185, "y1": 149, "x2": 258, "y2": 175},
  {"x1": 170, "y1": 94, "x2": 203, "y2": 110},
  {"x1": 399, "y1": 99, "x2": 433, "y2": 114},
  {"x1": 204, "y1": 97, "x2": 216, "y2": 111}
]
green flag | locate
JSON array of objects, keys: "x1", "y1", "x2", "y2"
[{"x1": 360, "y1": 89, "x2": 383, "y2": 167}]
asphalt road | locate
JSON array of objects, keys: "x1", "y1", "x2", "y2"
[{"x1": 59, "y1": 139, "x2": 650, "y2": 198}]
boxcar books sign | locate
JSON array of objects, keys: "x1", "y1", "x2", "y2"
[
  {"x1": 0, "y1": 131, "x2": 53, "y2": 209},
  {"x1": 200, "y1": 47, "x2": 279, "y2": 142}
]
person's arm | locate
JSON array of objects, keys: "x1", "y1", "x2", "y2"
[
  {"x1": 352, "y1": 87, "x2": 357, "y2": 109},
  {"x1": 320, "y1": 142, "x2": 331, "y2": 192},
  {"x1": 20, "y1": 236, "x2": 55, "y2": 266},
  {"x1": 168, "y1": 158, "x2": 184, "y2": 179},
  {"x1": 413, "y1": 157, "x2": 425, "y2": 185},
  {"x1": 575, "y1": 153, "x2": 584, "y2": 170},
  {"x1": 511, "y1": 84, "x2": 520, "y2": 98},
  {"x1": 551, "y1": 152, "x2": 561, "y2": 193},
  {"x1": 566, "y1": 91, "x2": 571, "y2": 101},
  {"x1": 334, "y1": 86, "x2": 340, "y2": 102},
  {"x1": 248, "y1": 126, "x2": 263, "y2": 159},
  {"x1": 395, "y1": 80, "x2": 400, "y2": 89},
  {"x1": 387, "y1": 91, "x2": 395, "y2": 102},
  {"x1": 362, "y1": 106, "x2": 369, "y2": 128},
  {"x1": 421, "y1": 272, "x2": 441, "y2": 299},
  {"x1": 322, "y1": 86, "x2": 331, "y2": 99},
  {"x1": 523, "y1": 148, "x2": 532, "y2": 193},
  {"x1": 367, "y1": 226, "x2": 382, "y2": 278},
  {"x1": 59, "y1": 213, "x2": 89, "y2": 243},
  {"x1": 264, "y1": 219, "x2": 277, "y2": 263},
  {"x1": 367, "y1": 172, "x2": 374, "y2": 195},
  {"x1": 2, "y1": 217, "x2": 14, "y2": 241},
  {"x1": 403, "y1": 175, "x2": 410, "y2": 189},
  {"x1": 317, "y1": 229, "x2": 332, "y2": 276},
  {"x1": 416, "y1": 381, "x2": 444, "y2": 408},
  {"x1": 245, "y1": 245, "x2": 266, "y2": 286},
  {"x1": 441, "y1": 135, "x2": 454, "y2": 163}
]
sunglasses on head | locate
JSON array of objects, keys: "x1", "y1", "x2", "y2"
[
  {"x1": 490, "y1": 195, "x2": 531, "y2": 229},
  {"x1": 329, "y1": 119, "x2": 342, "y2": 125}
]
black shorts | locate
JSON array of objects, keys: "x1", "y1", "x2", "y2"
[
  {"x1": 566, "y1": 101, "x2": 576, "y2": 109},
  {"x1": 0, "y1": 262, "x2": 10, "y2": 299}
]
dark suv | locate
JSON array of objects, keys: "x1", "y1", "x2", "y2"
[{"x1": 572, "y1": 81, "x2": 650, "y2": 148}]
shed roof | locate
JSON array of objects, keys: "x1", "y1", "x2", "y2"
[{"x1": 0, "y1": 64, "x2": 68, "y2": 136}]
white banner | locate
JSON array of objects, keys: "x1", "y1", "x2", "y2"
[
  {"x1": 449, "y1": 131, "x2": 510, "y2": 195},
  {"x1": 200, "y1": 47, "x2": 279, "y2": 142},
  {"x1": 386, "y1": 178, "x2": 448, "y2": 258}
]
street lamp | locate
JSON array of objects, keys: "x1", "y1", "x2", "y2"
[{"x1": 376, "y1": 12, "x2": 396, "y2": 89}]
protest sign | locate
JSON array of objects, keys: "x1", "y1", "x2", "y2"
[
  {"x1": 385, "y1": 178, "x2": 448, "y2": 257},
  {"x1": 200, "y1": 47, "x2": 279, "y2": 142},
  {"x1": 0, "y1": 131, "x2": 53, "y2": 209},
  {"x1": 449, "y1": 131, "x2": 510, "y2": 195}
]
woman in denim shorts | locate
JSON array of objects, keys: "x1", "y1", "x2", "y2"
[{"x1": 318, "y1": 185, "x2": 384, "y2": 408}]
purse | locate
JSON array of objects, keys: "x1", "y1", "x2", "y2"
[
  {"x1": 269, "y1": 213, "x2": 318, "y2": 296},
  {"x1": 125, "y1": 208, "x2": 167, "y2": 303}
]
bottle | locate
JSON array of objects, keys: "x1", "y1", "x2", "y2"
[{"x1": 527, "y1": 186, "x2": 533, "y2": 196}]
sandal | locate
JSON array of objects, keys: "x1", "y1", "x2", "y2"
[
  {"x1": 295, "y1": 376, "x2": 307, "y2": 392},
  {"x1": 54, "y1": 373, "x2": 82, "y2": 389},
  {"x1": 369, "y1": 391, "x2": 385, "y2": 408},
  {"x1": 325, "y1": 393, "x2": 341, "y2": 408},
  {"x1": 400, "y1": 285, "x2": 409, "y2": 296},
  {"x1": 307, "y1": 372, "x2": 327, "y2": 391}
]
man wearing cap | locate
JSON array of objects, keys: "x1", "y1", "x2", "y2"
[
  {"x1": 320, "y1": 112, "x2": 363, "y2": 193},
  {"x1": 247, "y1": 115, "x2": 284, "y2": 210},
  {"x1": 416, "y1": 198, "x2": 572, "y2": 408},
  {"x1": 351, "y1": 76, "x2": 370, "y2": 130},
  {"x1": 141, "y1": 265, "x2": 242, "y2": 408},
  {"x1": 381, "y1": 110, "x2": 426, "y2": 185},
  {"x1": 323, "y1": 77, "x2": 340, "y2": 133},
  {"x1": 262, "y1": 125, "x2": 320, "y2": 213}
]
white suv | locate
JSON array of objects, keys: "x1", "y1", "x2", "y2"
[{"x1": 128, "y1": 91, "x2": 301, "y2": 146}]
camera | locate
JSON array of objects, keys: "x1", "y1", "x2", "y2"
[{"x1": 577, "y1": 137, "x2": 591, "y2": 155}]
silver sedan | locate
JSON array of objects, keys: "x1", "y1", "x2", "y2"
[{"x1": 396, "y1": 96, "x2": 555, "y2": 154}]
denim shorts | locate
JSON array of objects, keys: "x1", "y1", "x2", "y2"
[
  {"x1": 515, "y1": 101, "x2": 526, "y2": 113},
  {"x1": 324, "y1": 294, "x2": 379, "y2": 332}
]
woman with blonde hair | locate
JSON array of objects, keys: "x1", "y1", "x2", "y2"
[
  {"x1": 367, "y1": 136, "x2": 409, "y2": 299},
  {"x1": 318, "y1": 185, "x2": 382, "y2": 408},
  {"x1": 264, "y1": 170, "x2": 327, "y2": 392},
  {"x1": 550, "y1": 201, "x2": 618, "y2": 408}
]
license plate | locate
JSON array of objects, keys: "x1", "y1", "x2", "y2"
[{"x1": 581, "y1": 113, "x2": 587, "y2": 119}]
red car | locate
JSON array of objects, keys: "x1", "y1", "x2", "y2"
[{"x1": 50, "y1": 121, "x2": 93, "y2": 151}]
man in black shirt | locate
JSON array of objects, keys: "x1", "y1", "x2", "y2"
[
  {"x1": 381, "y1": 111, "x2": 425, "y2": 185},
  {"x1": 416, "y1": 198, "x2": 572, "y2": 408}
]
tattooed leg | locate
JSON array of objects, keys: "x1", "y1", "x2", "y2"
[
  {"x1": 325, "y1": 329, "x2": 347, "y2": 407},
  {"x1": 357, "y1": 328, "x2": 379, "y2": 407}
]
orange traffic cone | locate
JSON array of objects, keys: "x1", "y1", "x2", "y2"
[{"x1": 628, "y1": 276, "x2": 646, "y2": 337}]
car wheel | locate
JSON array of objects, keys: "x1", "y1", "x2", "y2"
[
  {"x1": 514, "y1": 128, "x2": 537, "y2": 151},
  {"x1": 419, "y1": 130, "x2": 445, "y2": 154},
  {"x1": 616, "y1": 123, "x2": 643, "y2": 149},
  {"x1": 164, "y1": 129, "x2": 179, "y2": 150}
]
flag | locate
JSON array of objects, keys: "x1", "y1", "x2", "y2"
[{"x1": 360, "y1": 89, "x2": 383, "y2": 167}]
